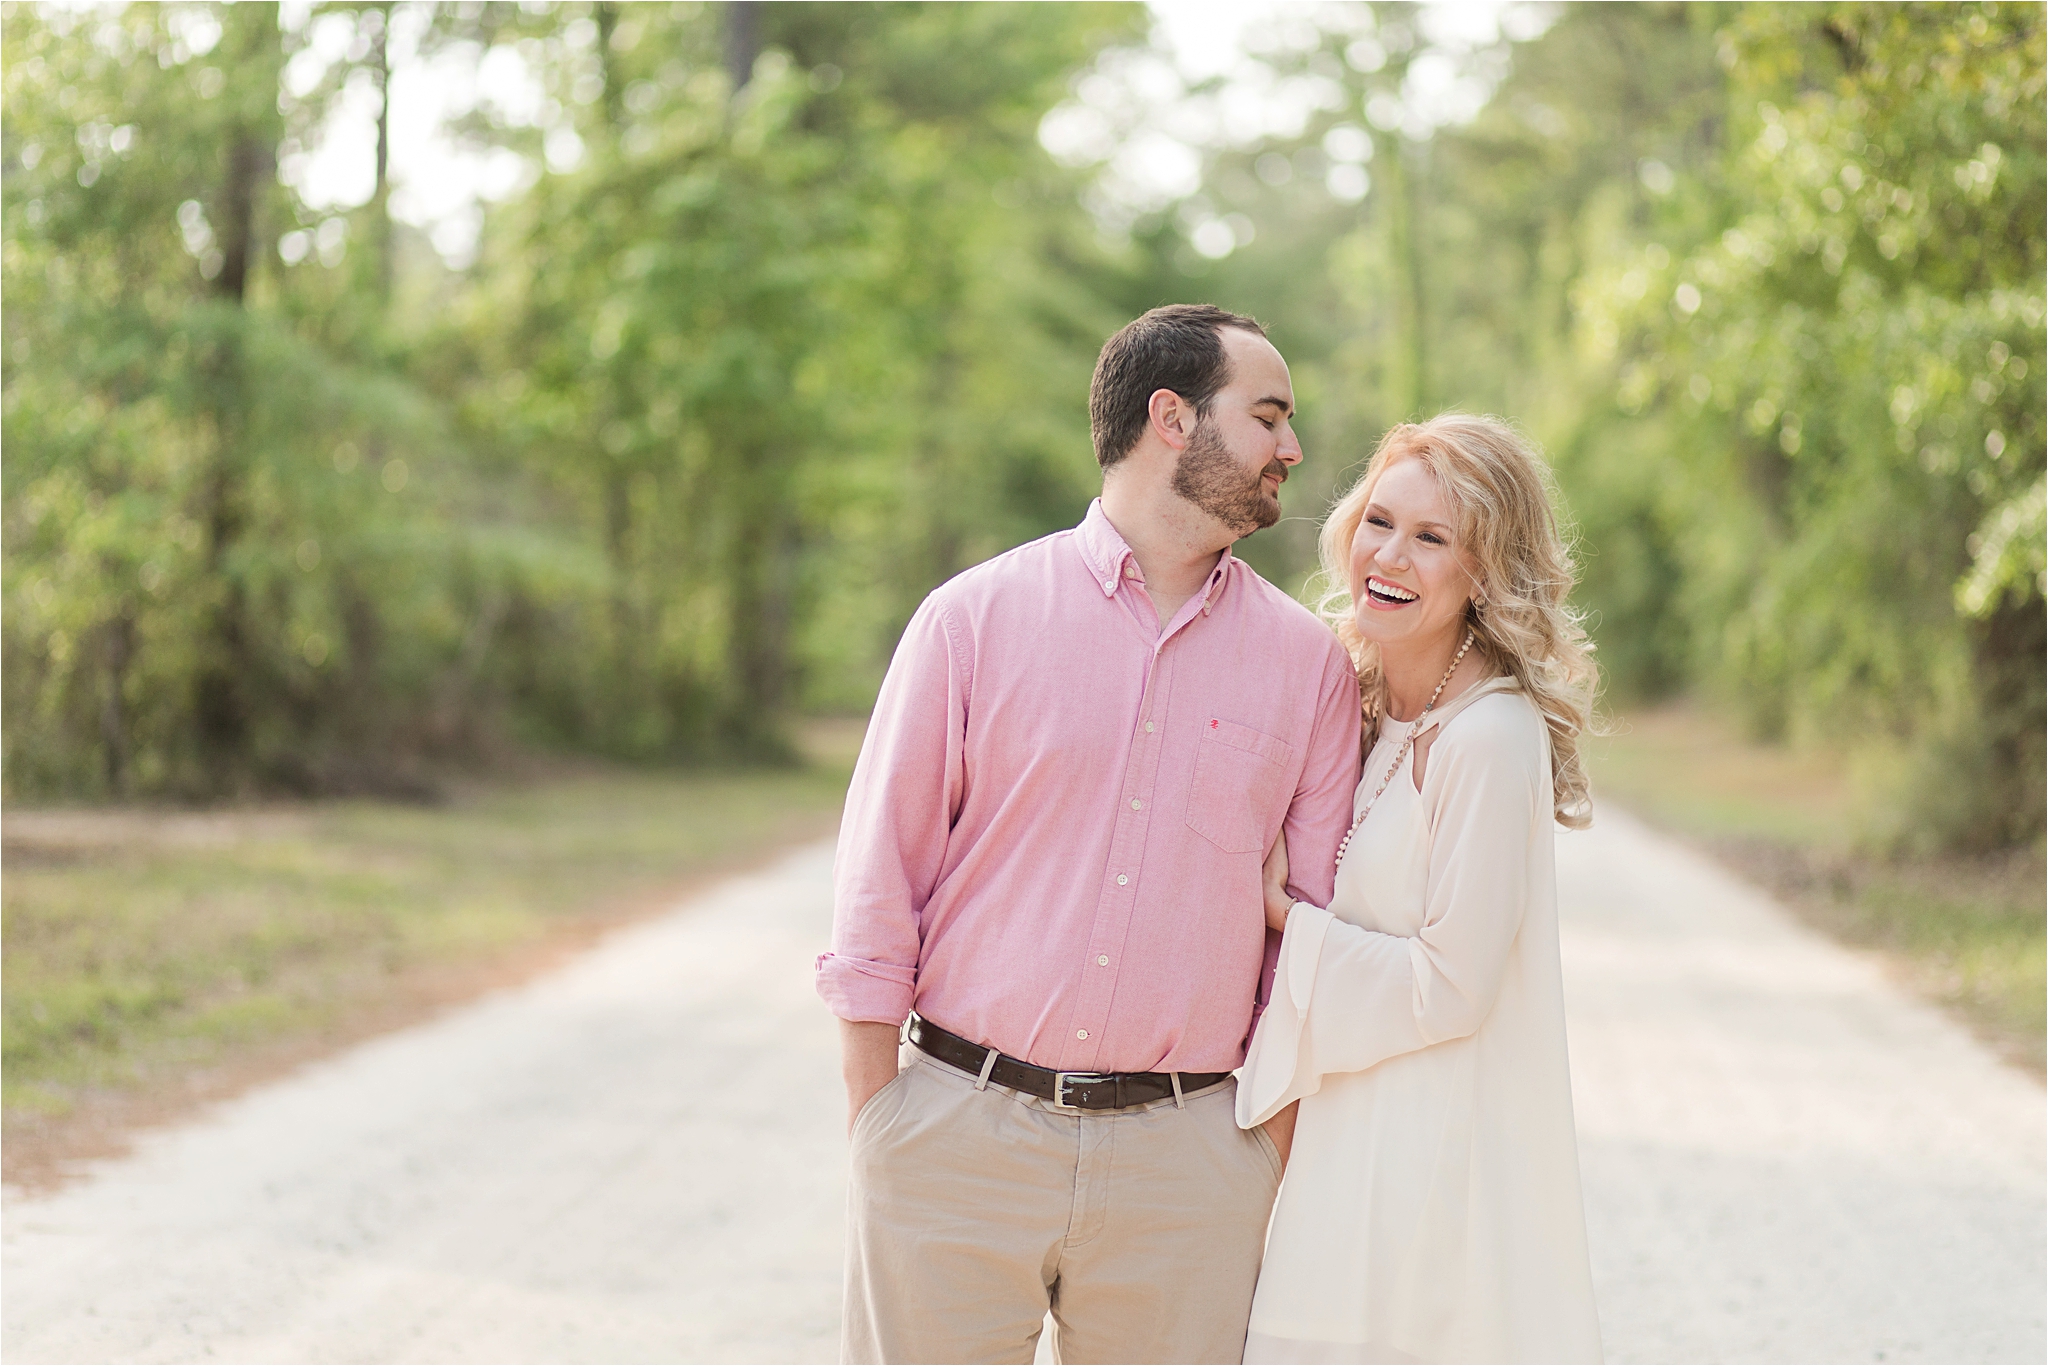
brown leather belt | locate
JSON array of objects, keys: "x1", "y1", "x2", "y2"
[{"x1": 907, "y1": 1012, "x2": 1232, "y2": 1111}]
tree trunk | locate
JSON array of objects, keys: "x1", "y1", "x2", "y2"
[
  {"x1": 726, "y1": 2, "x2": 761, "y2": 91},
  {"x1": 603, "y1": 466, "x2": 640, "y2": 714},
  {"x1": 594, "y1": 2, "x2": 625, "y2": 128},
  {"x1": 192, "y1": 3, "x2": 282, "y2": 793},
  {"x1": 367, "y1": 2, "x2": 394, "y2": 302},
  {"x1": 1971, "y1": 594, "x2": 2048, "y2": 847},
  {"x1": 586, "y1": 4, "x2": 642, "y2": 737},
  {"x1": 193, "y1": 314, "x2": 254, "y2": 789},
  {"x1": 99, "y1": 607, "x2": 134, "y2": 796},
  {"x1": 213, "y1": 137, "x2": 267, "y2": 303},
  {"x1": 1391, "y1": 136, "x2": 1430, "y2": 417},
  {"x1": 725, "y1": 465, "x2": 797, "y2": 759}
]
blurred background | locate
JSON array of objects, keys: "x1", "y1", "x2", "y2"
[{"x1": 2, "y1": 1, "x2": 2041, "y2": 1181}]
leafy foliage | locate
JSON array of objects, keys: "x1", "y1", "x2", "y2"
[
  {"x1": 3, "y1": 1, "x2": 1136, "y2": 793},
  {"x1": 4, "y1": 1, "x2": 2039, "y2": 852},
  {"x1": 1583, "y1": 2, "x2": 2046, "y2": 847},
  {"x1": 1161, "y1": 1, "x2": 2042, "y2": 850}
]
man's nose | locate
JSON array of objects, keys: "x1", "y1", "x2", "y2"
[{"x1": 1277, "y1": 423, "x2": 1303, "y2": 465}]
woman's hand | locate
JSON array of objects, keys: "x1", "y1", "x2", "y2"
[{"x1": 1262, "y1": 830, "x2": 1293, "y2": 932}]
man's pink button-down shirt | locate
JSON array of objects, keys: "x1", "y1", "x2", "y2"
[{"x1": 816, "y1": 500, "x2": 1362, "y2": 1074}]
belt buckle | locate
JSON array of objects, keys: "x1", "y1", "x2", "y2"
[{"x1": 1052, "y1": 1072, "x2": 1112, "y2": 1110}]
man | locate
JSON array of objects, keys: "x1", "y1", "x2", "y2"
[{"x1": 816, "y1": 305, "x2": 1362, "y2": 1364}]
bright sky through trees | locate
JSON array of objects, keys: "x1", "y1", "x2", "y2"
[{"x1": 285, "y1": 1, "x2": 1552, "y2": 265}]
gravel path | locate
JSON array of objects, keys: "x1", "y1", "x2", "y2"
[
  {"x1": 1562, "y1": 811, "x2": 2043, "y2": 1364},
  {"x1": 5, "y1": 814, "x2": 2041, "y2": 1364}
]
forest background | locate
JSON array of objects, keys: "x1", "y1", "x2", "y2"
[{"x1": 3, "y1": 1, "x2": 2041, "y2": 843}]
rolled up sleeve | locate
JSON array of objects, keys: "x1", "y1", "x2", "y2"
[{"x1": 815, "y1": 593, "x2": 969, "y2": 1026}]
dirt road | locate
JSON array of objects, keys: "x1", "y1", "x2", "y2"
[
  {"x1": 5, "y1": 814, "x2": 2042, "y2": 1363},
  {"x1": 1560, "y1": 812, "x2": 2043, "y2": 1363}
]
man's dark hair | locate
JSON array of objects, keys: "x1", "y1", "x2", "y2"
[{"x1": 1089, "y1": 305, "x2": 1268, "y2": 470}]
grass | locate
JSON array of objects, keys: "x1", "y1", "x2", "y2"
[
  {"x1": 9, "y1": 707, "x2": 2034, "y2": 1178},
  {"x1": 2, "y1": 751, "x2": 854, "y2": 1173},
  {"x1": 1587, "y1": 703, "x2": 2046, "y2": 1075}
]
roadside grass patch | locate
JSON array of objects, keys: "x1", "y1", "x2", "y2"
[
  {"x1": 1588, "y1": 703, "x2": 2045, "y2": 1075},
  {"x1": 2, "y1": 761, "x2": 849, "y2": 1160}
]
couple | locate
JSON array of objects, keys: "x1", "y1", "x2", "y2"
[{"x1": 816, "y1": 306, "x2": 1603, "y2": 1365}]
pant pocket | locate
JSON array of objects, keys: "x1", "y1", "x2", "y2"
[
  {"x1": 1249, "y1": 1121, "x2": 1284, "y2": 1182},
  {"x1": 850, "y1": 1064, "x2": 912, "y2": 1146}
]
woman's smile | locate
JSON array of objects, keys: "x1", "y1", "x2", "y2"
[{"x1": 1362, "y1": 574, "x2": 1419, "y2": 609}]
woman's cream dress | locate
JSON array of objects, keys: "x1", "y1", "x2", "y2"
[{"x1": 1236, "y1": 678, "x2": 1602, "y2": 1364}]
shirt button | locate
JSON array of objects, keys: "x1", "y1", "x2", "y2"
[
  {"x1": 1076, "y1": 1028, "x2": 1089, "y2": 1040},
  {"x1": 1116, "y1": 874, "x2": 1128, "y2": 886},
  {"x1": 1130, "y1": 798, "x2": 1142, "y2": 811},
  {"x1": 1144, "y1": 721, "x2": 1154, "y2": 733},
  {"x1": 1097, "y1": 955, "x2": 1110, "y2": 967}
]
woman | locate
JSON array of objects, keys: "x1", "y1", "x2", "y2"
[{"x1": 1237, "y1": 415, "x2": 1604, "y2": 1364}]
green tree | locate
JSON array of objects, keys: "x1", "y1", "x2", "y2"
[
  {"x1": 1582, "y1": 2, "x2": 2045, "y2": 846},
  {"x1": 1108, "y1": 0, "x2": 2039, "y2": 850},
  {"x1": 3, "y1": 3, "x2": 561, "y2": 796},
  {"x1": 467, "y1": 2, "x2": 1137, "y2": 756}
]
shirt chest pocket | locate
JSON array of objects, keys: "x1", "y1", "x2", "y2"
[{"x1": 1184, "y1": 718, "x2": 1298, "y2": 854}]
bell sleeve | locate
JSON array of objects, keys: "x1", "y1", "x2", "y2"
[{"x1": 1237, "y1": 699, "x2": 1545, "y2": 1127}]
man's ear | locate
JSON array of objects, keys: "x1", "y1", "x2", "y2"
[{"x1": 1146, "y1": 388, "x2": 1194, "y2": 452}]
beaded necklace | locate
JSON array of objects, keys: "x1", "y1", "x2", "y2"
[{"x1": 1333, "y1": 630, "x2": 1475, "y2": 867}]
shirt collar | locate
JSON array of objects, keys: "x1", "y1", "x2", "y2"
[
  {"x1": 1076, "y1": 498, "x2": 1238, "y2": 613},
  {"x1": 1077, "y1": 499, "x2": 1135, "y2": 595}
]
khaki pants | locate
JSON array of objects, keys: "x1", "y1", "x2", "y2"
[{"x1": 843, "y1": 1049, "x2": 1282, "y2": 1365}]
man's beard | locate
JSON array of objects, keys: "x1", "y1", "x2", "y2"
[{"x1": 1171, "y1": 419, "x2": 1285, "y2": 533}]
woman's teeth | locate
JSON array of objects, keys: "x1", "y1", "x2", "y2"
[{"x1": 1367, "y1": 576, "x2": 1417, "y2": 604}]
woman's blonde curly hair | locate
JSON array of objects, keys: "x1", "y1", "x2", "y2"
[{"x1": 1315, "y1": 414, "x2": 1599, "y2": 828}]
